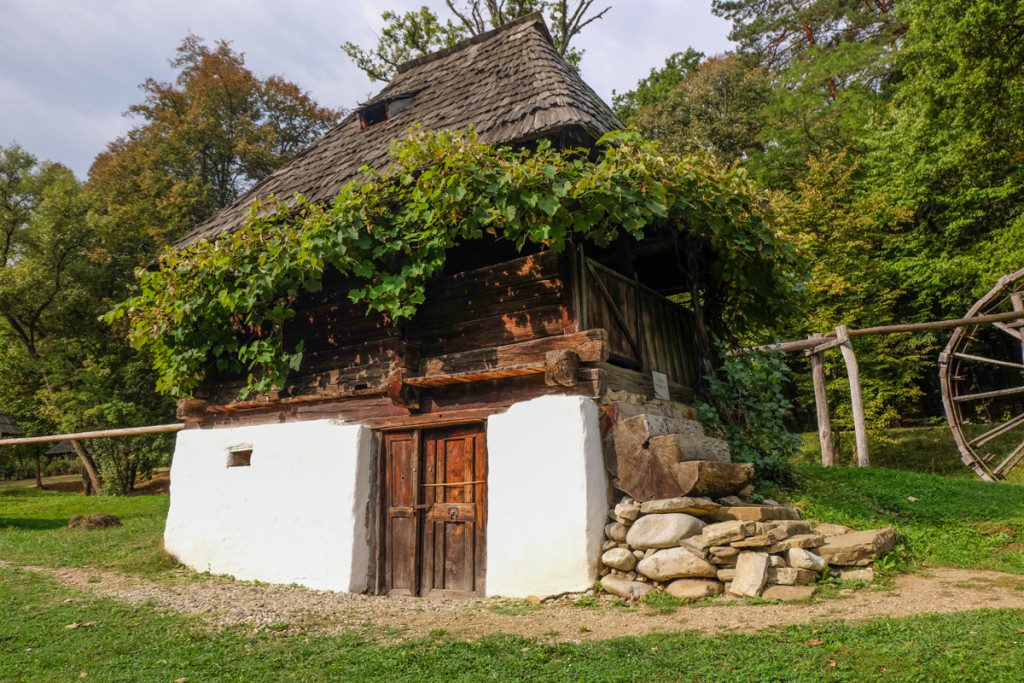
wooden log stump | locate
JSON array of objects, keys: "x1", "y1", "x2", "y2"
[{"x1": 608, "y1": 414, "x2": 707, "y2": 478}]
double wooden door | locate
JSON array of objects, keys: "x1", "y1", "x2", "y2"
[{"x1": 383, "y1": 424, "x2": 487, "y2": 598}]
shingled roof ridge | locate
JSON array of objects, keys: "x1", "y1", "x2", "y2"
[{"x1": 396, "y1": 12, "x2": 550, "y2": 76}]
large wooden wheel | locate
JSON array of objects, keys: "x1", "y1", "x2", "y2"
[{"x1": 940, "y1": 267, "x2": 1024, "y2": 480}]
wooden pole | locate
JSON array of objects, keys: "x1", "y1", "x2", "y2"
[
  {"x1": 0, "y1": 423, "x2": 185, "y2": 446},
  {"x1": 809, "y1": 334, "x2": 835, "y2": 467},
  {"x1": 731, "y1": 309, "x2": 1024, "y2": 355},
  {"x1": 836, "y1": 325, "x2": 869, "y2": 467}
]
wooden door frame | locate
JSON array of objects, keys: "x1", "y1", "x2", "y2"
[{"x1": 375, "y1": 422, "x2": 488, "y2": 597}]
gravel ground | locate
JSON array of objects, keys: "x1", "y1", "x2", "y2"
[{"x1": 6, "y1": 561, "x2": 1024, "y2": 643}]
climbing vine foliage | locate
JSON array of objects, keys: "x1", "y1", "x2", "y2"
[{"x1": 107, "y1": 130, "x2": 795, "y2": 398}]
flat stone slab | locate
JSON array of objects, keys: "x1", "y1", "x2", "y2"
[
  {"x1": 703, "y1": 520, "x2": 757, "y2": 545},
  {"x1": 711, "y1": 506, "x2": 801, "y2": 522},
  {"x1": 786, "y1": 547, "x2": 827, "y2": 572},
  {"x1": 763, "y1": 520, "x2": 812, "y2": 536},
  {"x1": 817, "y1": 527, "x2": 896, "y2": 566},
  {"x1": 680, "y1": 536, "x2": 709, "y2": 558},
  {"x1": 615, "y1": 499, "x2": 640, "y2": 522},
  {"x1": 769, "y1": 567, "x2": 818, "y2": 586},
  {"x1": 626, "y1": 513, "x2": 705, "y2": 550},
  {"x1": 765, "y1": 534, "x2": 828, "y2": 554},
  {"x1": 814, "y1": 523, "x2": 855, "y2": 537},
  {"x1": 762, "y1": 585, "x2": 816, "y2": 602},
  {"x1": 636, "y1": 547, "x2": 718, "y2": 581},
  {"x1": 639, "y1": 496, "x2": 721, "y2": 516},
  {"x1": 839, "y1": 567, "x2": 875, "y2": 582},
  {"x1": 602, "y1": 576, "x2": 655, "y2": 601},
  {"x1": 665, "y1": 578, "x2": 724, "y2": 601},
  {"x1": 730, "y1": 551, "x2": 769, "y2": 597},
  {"x1": 731, "y1": 526, "x2": 789, "y2": 547}
]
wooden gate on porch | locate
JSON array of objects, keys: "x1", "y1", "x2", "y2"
[{"x1": 381, "y1": 424, "x2": 487, "y2": 597}]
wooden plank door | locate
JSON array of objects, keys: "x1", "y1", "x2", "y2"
[
  {"x1": 383, "y1": 431, "x2": 420, "y2": 596},
  {"x1": 382, "y1": 425, "x2": 487, "y2": 597},
  {"x1": 420, "y1": 425, "x2": 487, "y2": 598}
]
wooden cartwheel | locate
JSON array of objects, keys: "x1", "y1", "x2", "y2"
[{"x1": 940, "y1": 266, "x2": 1024, "y2": 480}]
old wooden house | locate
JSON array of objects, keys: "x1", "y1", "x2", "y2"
[{"x1": 164, "y1": 14, "x2": 718, "y2": 598}]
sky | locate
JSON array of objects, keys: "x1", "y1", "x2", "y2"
[{"x1": 0, "y1": 1, "x2": 733, "y2": 178}]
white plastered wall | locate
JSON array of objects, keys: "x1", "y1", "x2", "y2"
[
  {"x1": 164, "y1": 419, "x2": 372, "y2": 593},
  {"x1": 485, "y1": 395, "x2": 608, "y2": 597}
]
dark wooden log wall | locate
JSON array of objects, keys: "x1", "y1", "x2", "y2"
[
  {"x1": 193, "y1": 245, "x2": 700, "y2": 428},
  {"x1": 202, "y1": 251, "x2": 570, "y2": 408}
]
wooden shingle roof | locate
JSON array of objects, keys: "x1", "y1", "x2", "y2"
[
  {"x1": 0, "y1": 409, "x2": 25, "y2": 436},
  {"x1": 177, "y1": 13, "x2": 622, "y2": 246}
]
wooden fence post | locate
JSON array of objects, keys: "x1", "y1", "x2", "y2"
[
  {"x1": 836, "y1": 325, "x2": 869, "y2": 467},
  {"x1": 809, "y1": 333, "x2": 835, "y2": 467}
]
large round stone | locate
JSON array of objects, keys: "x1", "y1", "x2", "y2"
[
  {"x1": 626, "y1": 513, "x2": 705, "y2": 550},
  {"x1": 601, "y1": 576, "x2": 655, "y2": 600},
  {"x1": 636, "y1": 547, "x2": 718, "y2": 581},
  {"x1": 665, "y1": 578, "x2": 723, "y2": 600},
  {"x1": 602, "y1": 548, "x2": 637, "y2": 571},
  {"x1": 605, "y1": 522, "x2": 629, "y2": 543}
]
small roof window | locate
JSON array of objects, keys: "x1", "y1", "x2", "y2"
[{"x1": 357, "y1": 91, "x2": 421, "y2": 129}]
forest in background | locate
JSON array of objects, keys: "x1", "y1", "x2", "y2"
[{"x1": 1, "y1": 0, "x2": 1021, "y2": 489}]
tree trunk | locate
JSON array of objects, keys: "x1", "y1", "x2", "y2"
[
  {"x1": 81, "y1": 465, "x2": 93, "y2": 496},
  {"x1": 34, "y1": 454, "x2": 44, "y2": 489},
  {"x1": 70, "y1": 439, "x2": 102, "y2": 495}
]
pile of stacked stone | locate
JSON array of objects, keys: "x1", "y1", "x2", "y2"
[{"x1": 600, "y1": 495, "x2": 896, "y2": 602}]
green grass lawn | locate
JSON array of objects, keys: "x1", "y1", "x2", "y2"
[
  {"x1": 2, "y1": 430, "x2": 1024, "y2": 680},
  {"x1": 0, "y1": 487, "x2": 172, "y2": 575},
  {"x1": 796, "y1": 424, "x2": 1024, "y2": 485},
  {"x1": 790, "y1": 464, "x2": 1024, "y2": 573},
  {"x1": 2, "y1": 566, "x2": 1023, "y2": 682}
]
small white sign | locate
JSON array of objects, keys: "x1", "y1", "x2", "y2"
[{"x1": 652, "y1": 371, "x2": 670, "y2": 401}]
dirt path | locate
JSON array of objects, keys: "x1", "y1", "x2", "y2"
[{"x1": 6, "y1": 561, "x2": 1024, "y2": 643}]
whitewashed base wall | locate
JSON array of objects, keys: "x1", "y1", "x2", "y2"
[
  {"x1": 485, "y1": 395, "x2": 609, "y2": 597},
  {"x1": 163, "y1": 396, "x2": 609, "y2": 598},
  {"x1": 164, "y1": 420, "x2": 373, "y2": 593}
]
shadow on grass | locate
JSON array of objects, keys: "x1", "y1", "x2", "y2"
[{"x1": 0, "y1": 517, "x2": 68, "y2": 531}]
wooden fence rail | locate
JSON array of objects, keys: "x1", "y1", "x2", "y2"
[
  {"x1": 734, "y1": 310, "x2": 1024, "y2": 469},
  {"x1": 0, "y1": 423, "x2": 185, "y2": 446}
]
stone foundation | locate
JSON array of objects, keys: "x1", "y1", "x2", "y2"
[{"x1": 599, "y1": 493, "x2": 895, "y2": 601}]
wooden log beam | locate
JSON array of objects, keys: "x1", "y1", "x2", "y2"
[
  {"x1": 544, "y1": 349, "x2": 579, "y2": 387},
  {"x1": 0, "y1": 423, "x2": 185, "y2": 446},
  {"x1": 405, "y1": 362, "x2": 546, "y2": 388},
  {"x1": 732, "y1": 309, "x2": 1024, "y2": 355},
  {"x1": 419, "y1": 329, "x2": 609, "y2": 377}
]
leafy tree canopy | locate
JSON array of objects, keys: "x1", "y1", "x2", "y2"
[
  {"x1": 612, "y1": 48, "x2": 703, "y2": 126},
  {"x1": 631, "y1": 54, "x2": 769, "y2": 168},
  {"x1": 109, "y1": 130, "x2": 797, "y2": 400},
  {"x1": 0, "y1": 145, "x2": 174, "y2": 494},
  {"x1": 87, "y1": 35, "x2": 342, "y2": 260},
  {"x1": 869, "y1": 0, "x2": 1024, "y2": 313},
  {"x1": 342, "y1": 1, "x2": 610, "y2": 82}
]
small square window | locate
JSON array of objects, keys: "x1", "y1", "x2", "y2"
[{"x1": 227, "y1": 448, "x2": 253, "y2": 468}]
